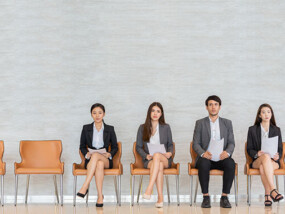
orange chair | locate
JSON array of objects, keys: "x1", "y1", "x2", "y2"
[
  {"x1": 72, "y1": 142, "x2": 123, "y2": 206},
  {"x1": 244, "y1": 142, "x2": 285, "y2": 205},
  {"x1": 0, "y1": 141, "x2": 6, "y2": 206},
  {"x1": 188, "y1": 142, "x2": 238, "y2": 206},
  {"x1": 130, "y1": 142, "x2": 180, "y2": 206},
  {"x1": 14, "y1": 140, "x2": 64, "y2": 206}
]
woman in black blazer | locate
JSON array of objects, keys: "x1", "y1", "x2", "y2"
[
  {"x1": 77, "y1": 103, "x2": 118, "y2": 207},
  {"x1": 247, "y1": 103, "x2": 283, "y2": 206},
  {"x1": 136, "y1": 102, "x2": 173, "y2": 208}
]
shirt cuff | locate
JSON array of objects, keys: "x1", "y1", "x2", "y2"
[
  {"x1": 227, "y1": 152, "x2": 230, "y2": 157},
  {"x1": 201, "y1": 153, "x2": 204, "y2": 157},
  {"x1": 85, "y1": 154, "x2": 90, "y2": 160}
]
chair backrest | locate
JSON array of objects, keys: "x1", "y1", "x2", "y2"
[
  {"x1": 79, "y1": 142, "x2": 122, "y2": 169},
  {"x1": 0, "y1": 141, "x2": 4, "y2": 164},
  {"x1": 190, "y1": 142, "x2": 197, "y2": 167},
  {"x1": 19, "y1": 140, "x2": 62, "y2": 168},
  {"x1": 132, "y1": 142, "x2": 176, "y2": 168},
  {"x1": 245, "y1": 142, "x2": 285, "y2": 169}
]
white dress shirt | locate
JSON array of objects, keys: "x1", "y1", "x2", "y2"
[
  {"x1": 261, "y1": 124, "x2": 269, "y2": 145},
  {"x1": 92, "y1": 123, "x2": 104, "y2": 149},
  {"x1": 209, "y1": 116, "x2": 221, "y2": 142},
  {"x1": 150, "y1": 124, "x2": 160, "y2": 145}
]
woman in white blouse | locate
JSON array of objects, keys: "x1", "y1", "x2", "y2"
[
  {"x1": 136, "y1": 102, "x2": 173, "y2": 208},
  {"x1": 247, "y1": 103, "x2": 283, "y2": 206},
  {"x1": 77, "y1": 103, "x2": 118, "y2": 207}
]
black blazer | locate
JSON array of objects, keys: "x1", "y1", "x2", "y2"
[
  {"x1": 247, "y1": 124, "x2": 282, "y2": 163},
  {"x1": 80, "y1": 122, "x2": 118, "y2": 158}
]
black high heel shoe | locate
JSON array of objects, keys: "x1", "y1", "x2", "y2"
[
  {"x1": 96, "y1": 195, "x2": 104, "y2": 207},
  {"x1": 76, "y1": 189, "x2": 89, "y2": 198}
]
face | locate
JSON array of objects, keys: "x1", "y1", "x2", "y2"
[
  {"x1": 259, "y1": 107, "x2": 272, "y2": 122},
  {"x1": 206, "y1": 100, "x2": 221, "y2": 116},
  {"x1": 150, "y1": 105, "x2": 162, "y2": 122},
  {"x1": 91, "y1": 107, "x2": 105, "y2": 123}
]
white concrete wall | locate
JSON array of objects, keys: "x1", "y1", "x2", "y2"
[{"x1": 1, "y1": 0, "x2": 285, "y2": 202}]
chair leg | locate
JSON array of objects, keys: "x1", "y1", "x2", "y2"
[
  {"x1": 284, "y1": 175, "x2": 285, "y2": 197},
  {"x1": 53, "y1": 175, "x2": 59, "y2": 204},
  {"x1": 166, "y1": 175, "x2": 170, "y2": 204},
  {"x1": 234, "y1": 175, "x2": 238, "y2": 206},
  {"x1": 246, "y1": 175, "x2": 249, "y2": 204},
  {"x1": 86, "y1": 184, "x2": 90, "y2": 205},
  {"x1": 194, "y1": 176, "x2": 198, "y2": 204},
  {"x1": 114, "y1": 176, "x2": 119, "y2": 204},
  {"x1": 190, "y1": 175, "x2": 193, "y2": 206},
  {"x1": 14, "y1": 175, "x2": 18, "y2": 206},
  {"x1": 60, "y1": 174, "x2": 63, "y2": 206},
  {"x1": 73, "y1": 176, "x2": 77, "y2": 206},
  {"x1": 131, "y1": 175, "x2": 135, "y2": 206},
  {"x1": 25, "y1": 175, "x2": 30, "y2": 204},
  {"x1": 176, "y1": 175, "x2": 180, "y2": 206},
  {"x1": 275, "y1": 175, "x2": 279, "y2": 191},
  {"x1": 1, "y1": 175, "x2": 4, "y2": 206},
  {"x1": 118, "y1": 175, "x2": 121, "y2": 206},
  {"x1": 137, "y1": 175, "x2": 143, "y2": 204},
  {"x1": 249, "y1": 175, "x2": 252, "y2": 206}
]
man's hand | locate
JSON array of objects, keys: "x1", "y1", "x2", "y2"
[
  {"x1": 220, "y1": 151, "x2": 229, "y2": 160},
  {"x1": 202, "y1": 151, "x2": 212, "y2": 160}
]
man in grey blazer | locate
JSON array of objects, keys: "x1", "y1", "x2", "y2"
[{"x1": 193, "y1": 95, "x2": 235, "y2": 208}]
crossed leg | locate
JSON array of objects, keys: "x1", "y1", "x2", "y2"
[
  {"x1": 145, "y1": 153, "x2": 169, "y2": 203},
  {"x1": 78, "y1": 153, "x2": 109, "y2": 203}
]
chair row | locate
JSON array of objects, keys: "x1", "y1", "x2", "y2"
[{"x1": 0, "y1": 140, "x2": 284, "y2": 206}]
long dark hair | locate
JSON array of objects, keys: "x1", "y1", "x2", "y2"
[
  {"x1": 142, "y1": 102, "x2": 166, "y2": 142},
  {"x1": 254, "y1": 103, "x2": 276, "y2": 126}
]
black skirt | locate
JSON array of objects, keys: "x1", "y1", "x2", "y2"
[{"x1": 84, "y1": 158, "x2": 113, "y2": 169}]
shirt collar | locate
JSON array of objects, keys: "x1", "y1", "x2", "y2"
[
  {"x1": 209, "y1": 116, "x2": 219, "y2": 124},
  {"x1": 93, "y1": 122, "x2": 104, "y2": 132}
]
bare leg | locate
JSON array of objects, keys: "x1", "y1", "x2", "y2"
[
  {"x1": 145, "y1": 153, "x2": 168, "y2": 195},
  {"x1": 252, "y1": 154, "x2": 281, "y2": 199},
  {"x1": 78, "y1": 153, "x2": 108, "y2": 194},
  {"x1": 95, "y1": 159, "x2": 109, "y2": 204},
  {"x1": 155, "y1": 162, "x2": 164, "y2": 203}
]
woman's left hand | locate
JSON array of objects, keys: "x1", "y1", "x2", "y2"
[
  {"x1": 163, "y1": 152, "x2": 172, "y2": 159},
  {"x1": 273, "y1": 153, "x2": 279, "y2": 161},
  {"x1": 103, "y1": 152, "x2": 111, "y2": 159}
]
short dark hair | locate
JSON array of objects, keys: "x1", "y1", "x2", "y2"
[
  {"x1": 205, "y1": 95, "x2": 222, "y2": 106},
  {"x1": 90, "y1": 103, "x2": 105, "y2": 113}
]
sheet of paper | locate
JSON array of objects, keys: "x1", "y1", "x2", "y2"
[
  {"x1": 88, "y1": 148, "x2": 107, "y2": 154},
  {"x1": 207, "y1": 138, "x2": 224, "y2": 162},
  {"x1": 147, "y1": 143, "x2": 166, "y2": 156},
  {"x1": 261, "y1": 136, "x2": 278, "y2": 158}
]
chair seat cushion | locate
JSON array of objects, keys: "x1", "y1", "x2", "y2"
[
  {"x1": 15, "y1": 167, "x2": 63, "y2": 174},
  {"x1": 247, "y1": 168, "x2": 285, "y2": 175}
]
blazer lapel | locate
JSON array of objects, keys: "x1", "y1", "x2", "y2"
[
  {"x1": 103, "y1": 123, "x2": 108, "y2": 146},
  {"x1": 269, "y1": 124, "x2": 276, "y2": 138},
  {"x1": 219, "y1": 118, "x2": 225, "y2": 140},
  {"x1": 159, "y1": 124, "x2": 163, "y2": 144},
  {"x1": 87, "y1": 123, "x2": 94, "y2": 145},
  {"x1": 256, "y1": 125, "x2": 261, "y2": 145},
  {"x1": 205, "y1": 117, "x2": 211, "y2": 141}
]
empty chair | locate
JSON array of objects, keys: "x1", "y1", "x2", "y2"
[{"x1": 14, "y1": 140, "x2": 64, "y2": 206}]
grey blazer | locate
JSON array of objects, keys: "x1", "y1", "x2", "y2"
[
  {"x1": 193, "y1": 117, "x2": 235, "y2": 165},
  {"x1": 136, "y1": 123, "x2": 173, "y2": 168}
]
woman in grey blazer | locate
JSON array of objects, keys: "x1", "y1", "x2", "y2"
[{"x1": 136, "y1": 102, "x2": 173, "y2": 208}]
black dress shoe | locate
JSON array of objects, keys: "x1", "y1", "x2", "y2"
[
  {"x1": 201, "y1": 196, "x2": 211, "y2": 208},
  {"x1": 96, "y1": 195, "x2": 104, "y2": 207},
  {"x1": 76, "y1": 189, "x2": 88, "y2": 198},
  {"x1": 220, "y1": 196, "x2": 232, "y2": 208}
]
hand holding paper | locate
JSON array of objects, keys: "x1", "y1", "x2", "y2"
[
  {"x1": 88, "y1": 148, "x2": 107, "y2": 154},
  {"x1": 261, "y1": 136, "x2": 278, "y2": 158},
  {"x1": 207, "y1": 138, "x2": 224, "y2": 162},
  {"x1": 147, "y1": 143, "x2": 166, "y2": 156}
]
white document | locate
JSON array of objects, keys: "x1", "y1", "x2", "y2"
[
  {"x1": 261, "y1": 136, "x2": 278, "y2": 158},
  {"x1": 207, "y1": 138, "x2": 224, "y2": 162},
  {"x1": 147, "y1": 143, "x2": 166, "y2": 156},
  {"x1": 88, "y1": 148, "x2": 107, "y2": 154}
]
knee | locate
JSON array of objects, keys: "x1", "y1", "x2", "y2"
[
  {"x1": 223, "y1": 158, "x2": 235, "y2": 169},
  {"x1": 96, "y1": 160, "x2": 104, "y2": 170},
  {"x1": 261, "y1": 154, "x2": 271, "y2": 163},
  {"x1": 91, "y1": 153, "x2": 100, "y2": 162},
  {"x1": 198, "y1": 158, "x2": 211, "y2": 170},
  {"x1": 153, "y1": 153, "x2": 161, "y2": 161}
]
